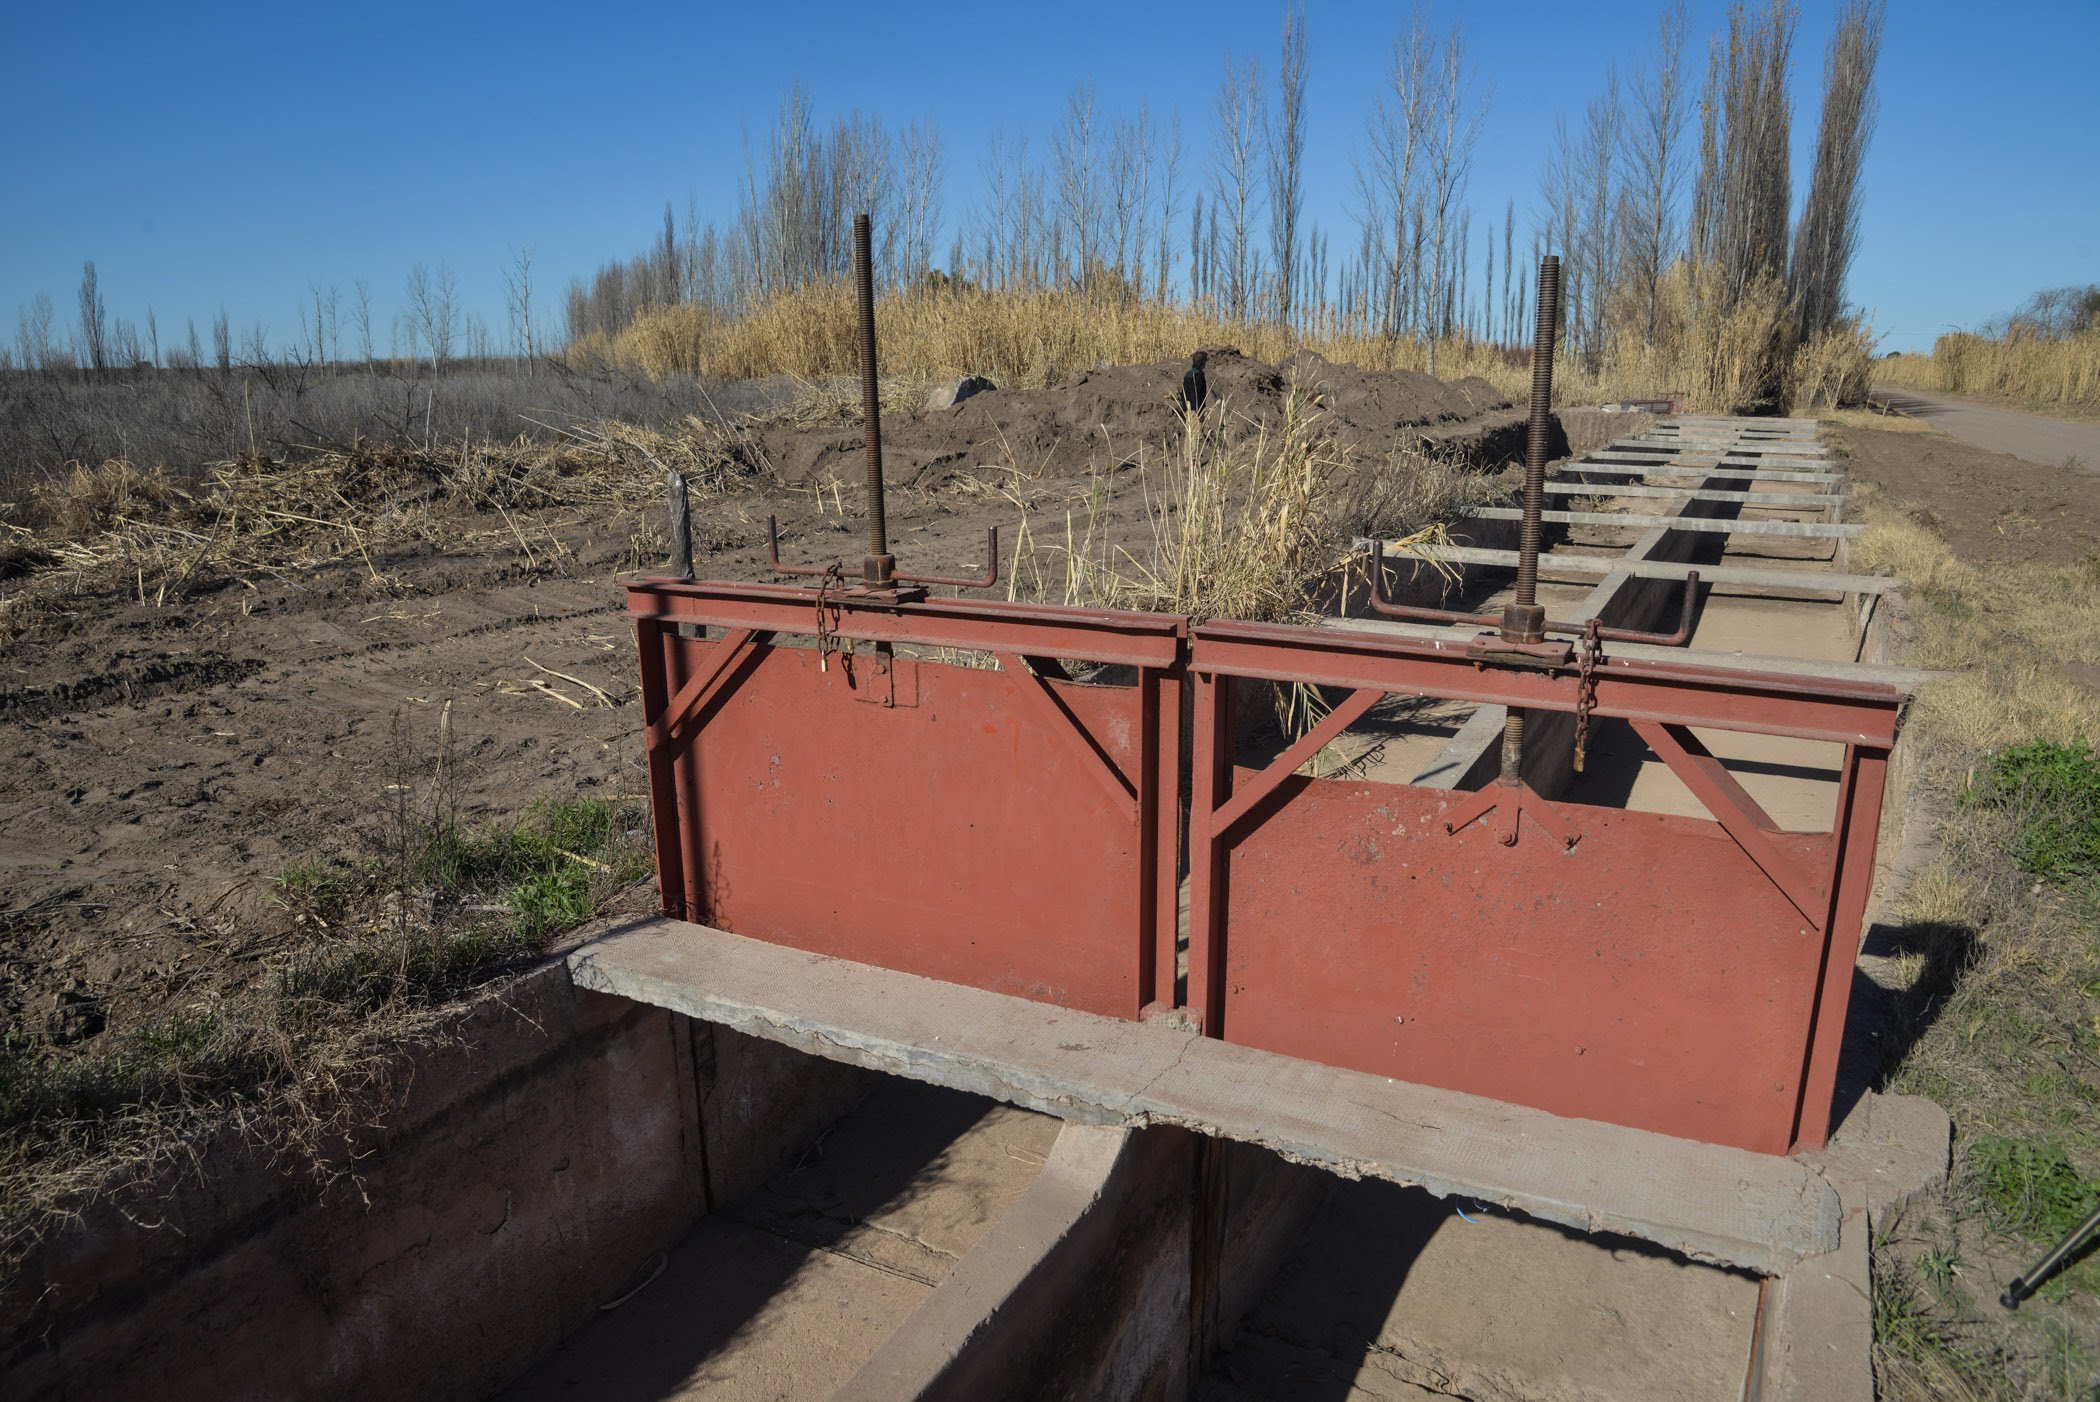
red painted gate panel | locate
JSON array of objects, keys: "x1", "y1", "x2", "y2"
[
  {"x1": 628, "y1": 581, "x2": 1184, "y2": 1020},
  {"x1": 1222, "y1": 776, "x2": 1836, "y2": 1152},
  {"x1": 1187, "y1": 619, "x2": 1901, "y2": 1155}
]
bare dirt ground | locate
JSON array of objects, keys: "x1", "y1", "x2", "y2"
[
  {"x1": 0, "y1": 352, "x2": 1514, "y2": 1063},
  {"x1": 1834, "y1": 412, "x2": 2100, "y2": 566}
]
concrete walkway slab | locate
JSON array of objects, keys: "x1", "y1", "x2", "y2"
[{"x1": 569, "y1": 918, "x2": 1843, "y2": 1275}]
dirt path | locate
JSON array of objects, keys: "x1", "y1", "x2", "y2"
[{"x1": 1870, "y1": 387, "x2": 2100, "y2": 472}]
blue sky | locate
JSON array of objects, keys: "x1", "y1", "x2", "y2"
[{"x1": 2, "y1": 0, "x2": 2093, "y2": 358}]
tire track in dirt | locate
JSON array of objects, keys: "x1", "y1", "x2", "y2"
[
  {"x1": 0, "y1": 655, "x2": 269, "y2": 723},
  {"x1": 2, "y1": 591, "x2": 627, "y2": 724}
]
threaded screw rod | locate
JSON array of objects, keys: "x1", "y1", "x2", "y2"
[
  {"x1": 1517, "y1": 254, "x2": 1561, "y2": 610},
  {"x1": 853, "y1": 214, "x2": 893, "y2": 584},
  {"x1": 1499, "y1": 255, "x2": 1562, "y2": 785}
]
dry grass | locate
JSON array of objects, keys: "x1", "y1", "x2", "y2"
[
  {"x1": 1002, "y1": 384, "x2": 1346, "y2": 625},
  {"x1": 0, "y1": 417, "x2": 754, "y2": 635},
  {"x1": 588, "y1": 270, "x2": 1877, "y2": 418},
  {"x1": 1816, "y1": 404, "x2": 1943, "y2": 436},
  {"x1": 1853, "y1": 488, "x2": 2100, "y2": 1395},
  {"x1": 1879, "y1": 331, "x2": 2100, "y2": 417},
  {"x1": 1852, "y1": 487, "x2": 2100, "y2": 749}
]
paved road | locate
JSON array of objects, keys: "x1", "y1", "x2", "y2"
[{"x1": 1871, "y1": 386, "x2": 2100, "y2": 472}]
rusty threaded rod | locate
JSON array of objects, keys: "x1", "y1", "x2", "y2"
[
  {"x1": 853, "y1": 214, "x2": 893, "y2": 584},
  {"x1": 1500, "y1": 255, "x2": 1562, "y2": 786},
  {"x1": 1516, "y1": 254, "x2": 1561, "y2": 610}
]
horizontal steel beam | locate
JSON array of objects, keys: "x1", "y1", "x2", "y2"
[
  {"x1": 1543, "y1": 481, "x2": 1844, "y2": 507},
  {"x1": 1322, "y1": 615, "x2": 1932, "y2": 689},
  {"x1": 1193, "y1": 619, "x2": 1904, "y2": 746},
  {"x1": 625, "y1": 579, "x2": 1185, "y2": 667},
  {"x1": 1566, "y1": 461, "x2": 1845, "y2": 484},
  {"x1": 1467, "y1": 507, "x2": 1863, "y2": 538},
  {"x1": 1377, "y1": 543, "x2": 1902, "y2": 594}
]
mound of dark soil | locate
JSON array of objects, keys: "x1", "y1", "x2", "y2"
[{"x1": 753, "y1": 349, "x2": 1514, "y2": 486}]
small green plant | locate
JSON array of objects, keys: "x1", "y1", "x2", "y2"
[
  {"x1": 1970, "y1": 1136, "x2": 2100, "y2": 1241},
  {"x1": 1965, "y1": 739, "x2": 2100, "y2": 882},
  {"x1": 273, "y1": 856, "x2": 351, "y2": 921},
  {"x1": 507, "y1": 865, "x2": 595, "y2": 939},
  {"x1": 1871, "y1": 1251, "x2": 1965, "y2": 1376}
]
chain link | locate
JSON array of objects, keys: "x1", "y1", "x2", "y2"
[
  {"x1": 1573, "y1": 616, "x2": 1601, "y2": 773},
  {"x1": 813, "y1": 563, "x2": 845, "y2": 672}
]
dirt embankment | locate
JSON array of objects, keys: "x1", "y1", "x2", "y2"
[{"x1": 754, "y1": 348, "x2": 1517, "y2": 485}]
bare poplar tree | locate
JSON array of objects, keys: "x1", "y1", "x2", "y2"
[
  {"x1": 1503, "y1": 200, "x2": 1517, "y2": 344},
  {"x1": 406, "y1": 263, "x2": 458, "y2": 369},
  {"x1": 77, "y1": 261, "x2": 108, "y2": 372},
  {"x1": 1106, "y1": 111, "x2": 1149, "y2": 295},
  {"x1": 1790, "y1": 0, "x2": 1884, "y2": 337},
  {"x1": 185, "y1": 316, "x2": 202, "y2": 369},
  {"x1": 1574, "y1": 69, "x2": 1623, "y2": 357},
  {"x1": 146, "y1": 308, "x2": 160, "y2": 368},
  {"x1": 1053, "y1": 83, "x2": 1101, "y2": 286},
  {"x1": 16, "y1": 294, "x2": 55, "y2": 370},
  {"x1": 1697, "y1": 0, "x2": 1798, "y2": 305},
  {"x1": 1155, "y1": 115, "x2": 1184, "y2": 303},
  {"x1": 212, "y1": 309, "x2": 231, "y2": 370},
  {"x1": 1623, "y1": 2, "x2": 1691, "y2": 342},
  {"x1": 352, "y1": 279, "x2": 374, "y2": 364},
  {"x1": 1189, "y1": 196, "x2": 1205, "y2": 304},
  {"x1": 1127, "y1": 107, "x2": 1157, "y2": 300},
  {"x1": 898, "y1": 121, "x2": 944, "y2": 292},
  {"x1": 1267, "y1": 4, "x2": 1308, "y2": 330},
  {"x1": 1422, "y1": 24, "x2": 1485, "y2": 374},
  {"x1": 1357, "y1": 11, "x2": 1433, "y2": 340},
  {"x1": 1210, "y1": 55, "x2": 1264, "y2": 320},
  {"x1": 504, "y1": 246, "x2": 538, "y2": 367}
]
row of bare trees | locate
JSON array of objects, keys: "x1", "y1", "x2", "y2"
[
  {"x1": 1536, "y1": 0, "x2": 1883, "y2": 372},
  {"x1": 9, "y1": 248, "x2": 553, "y2": 377},
  {"x1": 11, "y1": 2, "x2": 1884, "y2": 387}
]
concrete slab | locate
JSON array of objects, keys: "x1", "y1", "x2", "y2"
[{"x1": 569, "y1": 918, "x2": 1844, "y2": 1275}]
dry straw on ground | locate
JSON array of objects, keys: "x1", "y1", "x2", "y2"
[{"x1": 0, "y1": 418, "x2": 753, "y2": 635}]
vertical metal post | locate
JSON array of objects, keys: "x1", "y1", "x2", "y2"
[
  {"x1": 853, "y1": 213, "x2": 895, "y2": 587},
  {"x1": 666, "y1": 470, "x2": 694, "y2": 580},
  {"x1": 1498, "y1": 255, "x2": 1562, "y2": 784}
]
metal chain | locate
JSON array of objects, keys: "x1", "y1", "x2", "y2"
[
  {"x1": 1574, "y1": 616, "x2": 1602, "y2": 773},
  {"x1": 813, "y1": 563, "x2": 844, "y2": 673}
]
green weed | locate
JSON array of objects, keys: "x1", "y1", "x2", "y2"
[
  {"x1": 1965, "y1": 739, "x2": 2100, "y2": 882},
  {"x1": 1970, "y1": 1136, "x2": 2100, "y2": 1242}
]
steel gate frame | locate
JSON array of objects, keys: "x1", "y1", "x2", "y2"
[
  {"x1": 627, "y1": 579, "x2": 1186, "y2": 1018},
  {"x1": 1185, "y1": 619, "x2": 1901, "y2": 1154},
  {"x1": 626, "y1": 579, "x2": 1904, "y2": 1155}
]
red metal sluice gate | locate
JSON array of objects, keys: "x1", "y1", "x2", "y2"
[
  {"x1": 627, "y1": 581, "x2": 1186, "y2": 1019},
  {"x1": 624, "y1": 229, "x2": 1903, "y2": 1158},
  {"x1": 1183, "y1": 620, "x2": 1902, "y2": 1154}
]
